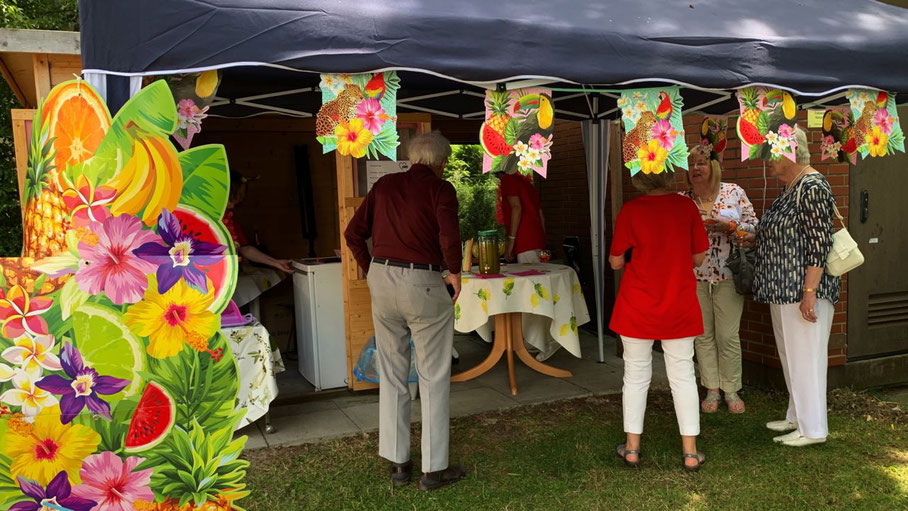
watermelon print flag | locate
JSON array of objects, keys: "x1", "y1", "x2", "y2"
[
  {"x1": 0, "y1": 79, "x2": 249, "y2": 510},
  {"x1": 820, "y1": 106, "x2": 859, "y2": 165},
  {"x1": 316, "y1": 72, "x2": 400, "y2": 160},
  {"x1": 736, "y1": 87, "x2": 798, "y2": 162},
  {"x1": 619, "y1": 86, "x2": 688, "y2": 176},
  {"x1": 480, "y1": 88, "x2": 555, "y2": 178},
  {"x1": 845, "y1": 88, "x2": 905, "y2": 159}
]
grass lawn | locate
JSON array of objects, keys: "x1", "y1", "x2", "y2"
[{"x1": 242, "y1": 388, "x2": 907, "y2": 510}]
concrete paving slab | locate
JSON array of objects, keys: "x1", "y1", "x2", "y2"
[
  {"x1": 235, "y1": 422, "x2": 268, "y2": 450},
  {"x1": 266, "y1": 407, "x2": 360, "y2": 447},
  {"x1": 450, "y1": 386, "x2": 520, "y2": 418}
]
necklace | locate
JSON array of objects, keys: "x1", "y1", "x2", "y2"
[
  {"x1": 783, "y1": 165, "x2": 811, "y2": 194},
  {"x1": 694, "y1": 187, "x2": 718, "y2": 214}
]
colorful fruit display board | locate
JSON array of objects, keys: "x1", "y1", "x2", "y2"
[
  {"x1": 480, "y1": 88, "x2": 555, "y2": 178},
  {"x1": 316, "y1": 71, "x2": 400, "y2": 159},
  {"x1": 845, "y1": 88, "x2": 905, "y2": 159},
  {"x1": 821, "y1": 106, "x2": 858, "y2": 164},
  {"x1": 736, "y1": 86, "x2": 799, "y2": 162},
  {"x1": 619, "y1": 86, "x2": 688, "y2": 175},
  {"x1": 0, "y1": 79, "x2": 247, "y2": 511}
]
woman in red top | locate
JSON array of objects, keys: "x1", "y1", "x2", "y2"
[
  {"x1": 498, "y1": 170, "x2": 546, "y2": 262},
  {"x1": 609, "y1": 170, "x2": 709, "y2": 471},
  {"x1": 224, "y1": 172, "x2": 292, "y2": 273}
]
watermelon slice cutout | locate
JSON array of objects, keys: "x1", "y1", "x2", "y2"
[{"x1": 125, "y1": 381, "x2": 176, "y2": 452}]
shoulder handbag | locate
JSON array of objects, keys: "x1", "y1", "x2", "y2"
[
  {"x1": 796, "y1": 177, "x2": 864, "y2": 276},
  {"x1": 726, "y1": 244, "x2": 756, "y2": 295}
]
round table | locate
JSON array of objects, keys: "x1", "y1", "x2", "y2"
[
  {"x1": 452, "y1": 263, "x2": 590, "y2": 395},
  {"x1": 222, "y1": 321, "x2": 285, "y2": 431}
]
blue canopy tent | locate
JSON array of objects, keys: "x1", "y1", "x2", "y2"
[{"x1": 78, "y1": 0, "x2": 908, "y2": 360}]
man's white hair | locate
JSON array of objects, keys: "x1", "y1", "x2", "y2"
[{"x1": 409, "y1": 131, "x2": 452, "y2": 168}]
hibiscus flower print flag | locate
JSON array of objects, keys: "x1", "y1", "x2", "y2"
[
  {"x1": 316, "y1": 71, "x2": 401, "y2": 160},
  {"x1": 846, "y1": 88, "x2": 905, "y2": 159},
  {"x1": 736, "y1": 87, "x2": 799, "y2": 162},
  {"x1": 619, "y1": 86, "x2": 688, "y2": 176}
]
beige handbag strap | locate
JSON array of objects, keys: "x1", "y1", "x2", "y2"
[{"x1": 796, "y1": 174, "x2": 844, "y2": 226}]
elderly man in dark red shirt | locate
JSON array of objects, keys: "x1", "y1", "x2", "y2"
[{"x1": 344, "y1": 131, "x2": 466, "y2": 491}]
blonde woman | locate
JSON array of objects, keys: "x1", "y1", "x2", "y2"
[
  {"x1": 741, "y1": 126, "x2": 840, "y2": 447},
  {"x1": 682, "y1": 148, "x2": 758, "y2": 414}
]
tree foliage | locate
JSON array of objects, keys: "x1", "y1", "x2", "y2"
[
  {"x1": 443, "y1": 145, "x2": 501, "y2": 241},
  {"x1": 0, "y1": 0, "x2": 80, "y2": 255}
]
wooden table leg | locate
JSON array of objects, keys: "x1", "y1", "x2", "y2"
[
  {"x1": 511, "y1": 313, "x2": 573, "y2": 378},
  {"x1": 451, "y1": 314, "x2": 507, "y2": 382},
  {"x1": 505, "y1": 313, "x2": 517, "y2": 395}
]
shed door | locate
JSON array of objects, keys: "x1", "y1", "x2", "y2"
[{"x1": 847, "y1": 107, "x2": 908, "y2": 360}]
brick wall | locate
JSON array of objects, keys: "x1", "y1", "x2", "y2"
[{"x1": 620, "y1": 111, "x2": 849, "y2": 368}]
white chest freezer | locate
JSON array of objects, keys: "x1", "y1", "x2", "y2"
[{"x1": 291, "y1": 258, "x2": 347, "y2": 390}]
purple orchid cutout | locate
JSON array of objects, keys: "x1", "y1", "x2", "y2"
[
  {"x1": 11, "y1": 472, "x2": 96, "y2": 511},
  {"x1": 35, "y1": 342, "x2": 130, "y2": 424},
  {"x1": 133, "y1": 208, "x2": 226, "y2": 294}
]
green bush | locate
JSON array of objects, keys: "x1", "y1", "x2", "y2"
[{"x1": 444, "y1": 145, "x2": 500, "y2": 241}]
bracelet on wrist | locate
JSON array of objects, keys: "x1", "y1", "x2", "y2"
[
  {"x1": 803, "y1": 288, "x2": 817, "y2": 294},
  {"x1": 727, "y1": 220, "x2": 737, "y2": 234}
]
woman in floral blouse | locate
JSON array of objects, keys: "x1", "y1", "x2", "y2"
[
  {"x1": 741, "y1": 126, "x2": 840, "y2": 447},
  {"x1": 682, "y1": 148, "x2": 758, "y2": 414}
]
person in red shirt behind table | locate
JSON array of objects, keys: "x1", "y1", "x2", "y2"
[
  {"x1": 609, "y1": 169, "x2": 709, "y2": 472},
  {"x1": 498, "y1": 170, "x2": 546, "y2": 263},
  {"x1": 344, "y1": 132, "x2": 466, "y2": 491},
  {"x1": 223, "y1": 172, "x2": 292, "y2": 273}
]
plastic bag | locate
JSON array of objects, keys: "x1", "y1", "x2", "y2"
[{"x1": 353, "y1": 335, "x2": 419, "y2": 384}]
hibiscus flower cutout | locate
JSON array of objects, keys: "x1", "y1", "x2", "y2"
[
  {"x1": 133, "y1": 208, "x2": 226, "y2": 295},
  {"x1": 76, "y1": 214, "x2": 159, "y2": 305},
  {"x1": 36, "y1": 341, "x2": 130, "y2": 424},
  {"x1": 72, "y1": 452, "x2": 155, "y2": 510}
]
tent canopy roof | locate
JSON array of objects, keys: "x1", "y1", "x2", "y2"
[{"x1": 81, "y1": 0, "x2": 908, "y2": 95}]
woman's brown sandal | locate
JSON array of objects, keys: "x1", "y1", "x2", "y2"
[
  {"x1": 682, "y1": 452, "x2": 706, "y2": 472},
  {"x1": 616, "y1": 444, "x2": 641, "y2": 468}
]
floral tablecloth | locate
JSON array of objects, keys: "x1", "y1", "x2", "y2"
[
  {"x1": 223, "y1": 322, "x2": 285, "y2": 430},
  {"x1": 454, "y1": 263, "x2": 590, "y2": 357}
]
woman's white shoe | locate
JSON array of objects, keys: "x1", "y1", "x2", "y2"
[
  {"x1": 766, "y1": 419, "x2": 797, "y2": 432},
  {"x1": 781, "y1": 435, "x2": 827, "y2": 447},
  {"x1": 773, "y1": 430, "x2": 802, "y2": 443}
]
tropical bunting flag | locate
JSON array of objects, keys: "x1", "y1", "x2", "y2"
[
  {"x1": 736, "y1": 87, "x2": 799, "y2": 162},
  {"x1": 845, "y1": 88, "x2": 905, "y2": 159},
  {"x1": 698, "y1": 115, "x2": 728, "y2": 163},
  {"x1": 1, "y1": 79, "x2": 249, "y2": 510},
  {"x1": 316, "y1": 71, "x2": 400, "y2": 160},
  {"x1": 619, "y1": 86, "x2": 688, "y2": 175},
  {"x1": 480, "y1": 88, "x2": 555, "y2": 178},
  {"x1": 820, "y1": 106, "x2": 859, "y2": 164}
]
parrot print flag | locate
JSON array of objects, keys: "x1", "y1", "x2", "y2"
[
  {"x1": 820, "y1": 106, "x2": 859, "y2": 164},
  {"x1": 1, "y1": 79, "x2": 249, "y2": 510},
  {"x1": 619, "y1": 86, "x2": 688, "y2": 175},
  {"x1": 480, "y1": 88, "x2": 555, "y2": 178},
  {"x1": 166, "y1": 70, "x2": 221, "y2": 150},
  {"x1": 316, "y1": 72, "x2": 400, "y2": 160},
  {"x1": 698, "y1": 115, "x2": 728, "y2": 163},
  {"x1": 845, "y1": 88, "x2": 905, "y2": 159},
  {"x1": 736, "y1": 87, "x2": 798, "y2": 162}
]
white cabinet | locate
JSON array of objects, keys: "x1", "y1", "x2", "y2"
[{"x1": 291, "y1": 258, "x2": 347, "y2": 390}]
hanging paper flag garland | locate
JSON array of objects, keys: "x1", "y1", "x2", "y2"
[
  {"x1": 316, "y1": 71, "x2": 400, "y2": 160},
  {"x1": 619, "y1": 86, "x2": 688, "y2": 175},
  {"x1": 845, "y1": 88, "x2": 904, "y2": 159},
  {"x1": 480, "y1": 88, "x2": 555, "y2": 178},
  {"x1": 736, "y1": 87, "x2": 798, "y2": 162},
  {"x1": 820, "y1": 106, "x2": 858, "y2": 164},
  {"x1": 698, "y1": 115, "x2": 728, "y2": 163},
  {"x1": 166, "y1": 70, "x2": 221, "y2": 150}
]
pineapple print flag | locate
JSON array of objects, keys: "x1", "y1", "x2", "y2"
[
  {"x1": 820, "y1": 106, "x2": 859, "y2": 164},
  {"x1": 316, "y1": 71, "x2": 400, "y2": 160},
  {"x1": 736, "y1": 87, "x2": 798, "y2": 162},
  {"x1": 619, "y1": 86, "x2": 688, "y2": 176},
  {"x1": 845, "y1": 88, "x2": 905, "y2": 159},
  {"x1": 3, "y1": 79, "x2": 251, "y2": 510},
  {"x1": 480, "y1": 88, "x2": 555, "y2": 178}
]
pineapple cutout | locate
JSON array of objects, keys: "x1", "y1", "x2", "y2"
[
  {"x1": 735, "y1": 87, "x2": 798, "y2": 162},
  {"x1": 316, "y1": 71, "x2": 400, "y2": 160},
  {"x1": 845, "y1": 88, "x2": 905, "y2": 159},
  {"x1": 480, "y1": 87, "x2": 555, "y2": 177},
  {"x1": 618, "y1": 87, "x2": 688, "y2": 176}
]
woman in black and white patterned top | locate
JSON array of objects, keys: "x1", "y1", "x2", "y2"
[{"x1": 741, "y1": 126, "x2": 840, "y2": 447}]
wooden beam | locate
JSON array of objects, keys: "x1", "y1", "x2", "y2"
[
  {"x1": 0, "y1": 29, "x2": 80, "y2": 55},
  {"x1": 32, "y1": 54, "x2": 51, "y2": 101},
  {"x1": 11, "y1": 109, "x2": 35, "y2": 221},
  {"x1": 0, "y1": 57, "x2": 29, "y2": 107}
]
